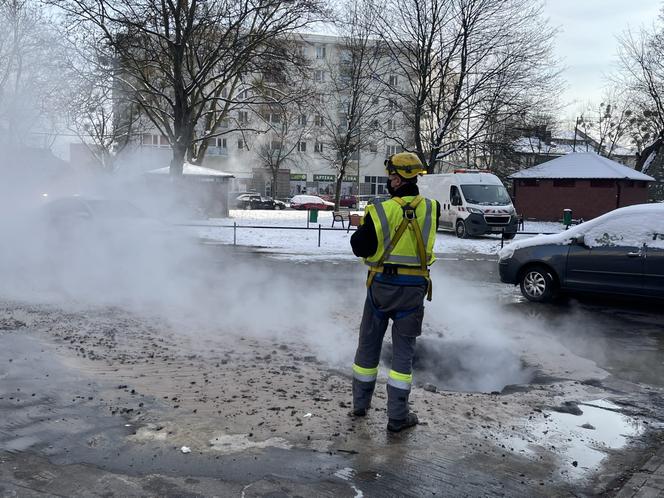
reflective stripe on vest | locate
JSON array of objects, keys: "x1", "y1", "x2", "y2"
[{"x1": 364, "y1": 196, "x2": 437, "y2": 267}]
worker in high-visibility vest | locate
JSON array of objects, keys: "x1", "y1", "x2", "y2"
[{"x1": 349, "y1": 152, "x2": 440, "y2": 432}]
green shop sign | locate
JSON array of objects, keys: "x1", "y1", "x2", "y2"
[
  {"x1": 344, "y1": 176, "x2": 358, "y2": 182},
  {"x1": 313, "y1": 174, "x2": 336, "y2": 182},
  {"x1": 290, "y1": 174, "x2": 307, "y2": 181}
]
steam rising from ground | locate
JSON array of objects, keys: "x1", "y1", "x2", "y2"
[{"x1": 0, "y1": 170, "x2": 613, "y2": 392}]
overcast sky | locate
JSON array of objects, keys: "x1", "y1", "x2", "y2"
[{"x1": 542, "y1": 0, "x2": 661, "y2": 123}]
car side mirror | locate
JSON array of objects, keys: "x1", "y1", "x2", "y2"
[{"x1": 574, "y1": 234, "x2": 586, "y2": 246}]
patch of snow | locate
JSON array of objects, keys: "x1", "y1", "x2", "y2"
[
  {"x1": 193, "y1": 210, "x2": 565, "y2": 259},
  {"x1": 509, "y1": 152, "x2": 653, "y2": 181},
  {"x1": 209, "y1": 433, "x2": 291, "y2": 454},
  {"x1": 147, "y1": 162, "x2": 234, "y2": 177}
]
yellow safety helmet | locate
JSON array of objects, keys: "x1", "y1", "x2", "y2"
[{"x1": 384, "y1": 152, "x2": 426, "y2": 179}]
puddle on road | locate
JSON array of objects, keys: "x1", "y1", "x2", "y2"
[{"x1": 501, "y1": 399, "x2": 645, "y2": 479}]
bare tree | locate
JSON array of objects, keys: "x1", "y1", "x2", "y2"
[
  {"x1": 250, "y1": 79, "x2": 316, "y2": 198},
  {"x1": 616, "y1": 14, "x2": 664, "y2": 173},
  {"x1": 0, "y1": 0, "x2": 66, "y2": 148},
  {"x1": 63, "y1": 35, "x2": 141, "y2": 172},
  {"x1": 50, "y1": 0, "x2": 327, "y2": 175},
  {"x1": 573, "y1": 93, "x2": 634, "y2": 159},
  {"x1": 372, "y1": 0, "x2": 559, "y2": 172},
  {"x1": 315, "y1": 1, "x2": 388, "y2": 209}
]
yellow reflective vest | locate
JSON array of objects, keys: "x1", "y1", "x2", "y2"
[{"x1": 363, "y1": 195, "x2": 437, "y2": 268}]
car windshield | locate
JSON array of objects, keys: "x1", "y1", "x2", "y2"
[
  {"x1": 86, "y1": 200, "x2": 146, "y2": 218},
  {"x1": 460, "y1": 185, "x2": 511, "y2": 206}
]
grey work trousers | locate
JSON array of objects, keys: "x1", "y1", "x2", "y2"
[{"x1": 352, "y1": 278, "x2": 427, "y2": 420}]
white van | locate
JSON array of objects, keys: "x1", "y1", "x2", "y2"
[{"x1": 418, "y1": 170, "x2": 518, "y2": 239}]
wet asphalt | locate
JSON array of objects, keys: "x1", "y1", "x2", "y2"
[{"x1": 2, "y1": 246, "x2": 664, "y2": 497}]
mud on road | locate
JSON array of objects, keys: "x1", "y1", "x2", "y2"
[{"x1": 2, "y1": 289, "x2": 664, "y2": 498}]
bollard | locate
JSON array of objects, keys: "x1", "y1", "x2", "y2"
[
  {"x1": 233, "y1": 221, "x2": 237, "y2": 245},
  {"x1": 563, "y1": 208, "x2": 572, "y2": 230},
  {"x1": 318, "y1": 224, "x2": 322, "y2": 247}
]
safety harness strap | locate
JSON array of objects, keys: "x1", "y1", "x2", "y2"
[{"x1": 366, "y1": 195, "x2": 433, "y2": 300}]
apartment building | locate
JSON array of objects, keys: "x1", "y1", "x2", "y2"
[{"x1": 131, "y1": 31, "x2": 412, "y2": 200}]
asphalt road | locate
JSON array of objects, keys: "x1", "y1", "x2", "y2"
[{"x1": 1, "y1": 247, "x2": 664, "y2": 497}]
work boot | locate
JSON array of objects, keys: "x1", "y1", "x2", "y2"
[
  {"x1": 387, "y1": 412, "x2": 418, "y2": 432},
  {"x1": 348, "y1": 407, "x2": 367, "y2": 417}
]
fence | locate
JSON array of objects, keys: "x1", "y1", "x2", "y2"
[
  {"x1": 180, "y1": 220, "x2": 555, "y2": 250},
  {"x1": 177, "y1": 221, "x2": 356, "y2": 248}
]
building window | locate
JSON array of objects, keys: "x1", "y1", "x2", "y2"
[
  {"x1": 369, "y1": 142, "x2": 378, "y2": 153},
  {"x1": 386, "y1": 144, "x2": 399, "y2": 156},
  {"x1": 270, "y1": 140, "x2": 282, "y2": 151},
  {"x1": 365, "y1": 175, "x2": 388, "y2": 195},
  {"x1": 214, "y1": 137, "x2": 227, "y2": 148},
  {"x1": 297, "y1": 141, "x2": 307, "y2": 152},
  {"x1": 387, "y1": 119, "x2": 396, "y2": 131},
  {"x1": 238, "y1": 111, "x2": 248, "y2": 124},
  {"x1": 314, "y1": 70, "x2": 325, "y2": 82},
  {"x1": 314, "y1": 141, "x2": 324, "y2": 153},
  {"x1": 315, "y1": 46, "x2": 326, "y2": 59},
  {"x1": 238, "y1": 138, "x2": 246, "y2": 150},
  {"x1": 314, "y1": 114, "x2": 323, "y2": 127},
  {"x1": 553, "y1": 180, "x2": 576, "y2": 187},
  {"x1": 389, "y1": 75, "x2": 398, "y2": 87},
  {"x1": 141, "y1": 134, "x2": 169, "y2": 147},
  {"x1": 520, "y1": 179, "x2": 539, "y2": 187},
  {"x1": 297, "y1": 45, "x2": 307, "y2": 57},
  {"x1": 298, "y1": 114, "x2": 307, "y2": 126}
]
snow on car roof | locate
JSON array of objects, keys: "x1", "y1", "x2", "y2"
[
  {"x1": 498, "y1": 203, "x2": 664, "y2": 260},
  {"x1": 291, "y1": 194, "x2": 333, "y2": 204},
  {"x1": 508, "y1": 152, "x2": 654, "y2": 181}
]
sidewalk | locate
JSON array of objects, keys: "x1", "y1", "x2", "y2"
[{"x1": 616, "y1": 445, "x2": 664, "y2": 497}]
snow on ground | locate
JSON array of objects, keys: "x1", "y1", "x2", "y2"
[{"x1": 191, "y1": 209, "x2": 564, "y2": 260}]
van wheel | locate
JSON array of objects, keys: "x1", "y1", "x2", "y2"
[
  {"x1": 519, "y1": 265, "x2": 557, "y2": 302},
  {"x1": 455, "y1": 220, "x2": 469, "y2": 238}
]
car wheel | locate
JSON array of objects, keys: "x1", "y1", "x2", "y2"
[
  {"x1": 519, "y1": 265, "x2": 557, "y2": 303},
  {"x1": 503, "y1": 232, "x2": 516, "y2": 240},
  {"x1": 455, "y1": 220, "x2": 469, "y2": 239},
  {"x1": 244, "y1": 204, "x2": 251, "y2": 210}
]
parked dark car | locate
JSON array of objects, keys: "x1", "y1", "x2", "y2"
[
  {"x1": 498, "y1": 204, "x2": 664, "y2": 302},
  {"x1": 40, "y1": 196, "x2": 177, "y2": 248},
  {"x1": 269, "y1": 197, "x2": 287, "y2": 210},
  {"x1": 234, "y1": 193, "x2": 279, "y2": 210}
]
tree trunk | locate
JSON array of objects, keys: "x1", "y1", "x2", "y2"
[{"x1": 170, "y1": 143, "x2": 186, "y2": 176}]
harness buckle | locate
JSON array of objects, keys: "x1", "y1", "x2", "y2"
[
  {"x1": 383, "y1": 265, "x2": 398, "y2": 276},
  {"x1": 402, "y1": 206, "x2": 416, "y2": 220}
]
